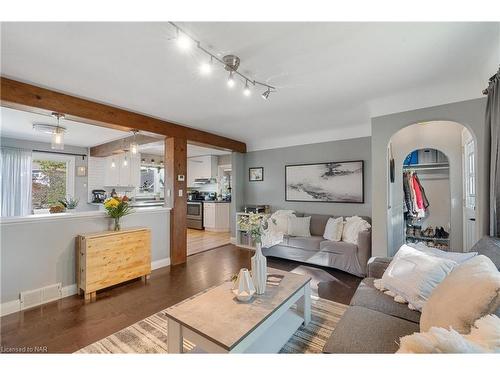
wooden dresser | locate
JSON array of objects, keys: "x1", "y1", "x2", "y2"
[{"x1": 76, "y1": 227, "x2": 151, "y2": 301}]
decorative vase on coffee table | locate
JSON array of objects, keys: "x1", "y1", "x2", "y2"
[
  {"x1": 251, "y1": 242, "x2": 267, "y2": 295},
  {"x1": 232, "y1": 268, "x2": 256, "y2": 302}
]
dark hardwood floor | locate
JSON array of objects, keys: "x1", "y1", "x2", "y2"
[{"x1": 0, "y1": 245, "x2": 361, "y2": 353}]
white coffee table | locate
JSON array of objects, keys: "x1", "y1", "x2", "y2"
[{"x1": 164, "y1": 268, "x2": 311, "y2": 353}]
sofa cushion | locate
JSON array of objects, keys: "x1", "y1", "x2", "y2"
[
  {"x1": 471, "y1": 236, "x2": 500, "y2": 270},
  {"x1": 319, "y1": 240, "x2": 357, "y2": 254},
  {"x1": 287, "y1": 216, "x2": 311, "y2": 237},
  {"x1": 350, "y1": 278, "x2": 421, "y2": 323},
  {"x1": 323, "y1": 306, "x2": 419, "y2": 353},
  {"x1": 285, "y1": 236, "x2": 323, "y2": 251}
]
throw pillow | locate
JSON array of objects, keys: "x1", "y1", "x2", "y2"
[
  {"x1": 342, "y1": 216, "x2": 371, "y2": 245},
  {"x1": 408, "y1": 242, "x2": 478, "y2": 263},
  {"x1": 287, "y1": 216, "x2": 311, "y2": 237},
  {"x1": 271, "y1": 210, "x2": 296, "y2": 235},
  {"x1": 380, "y1": 244, "x2": 457, "y2": 311},
  {"x1": 398, "y1": 314, "x2": 500, "y2": 353},
  {"x1": 420, "y1": 255, "x2": 500, "y2": 333},
  {"x1": 323, "y1": 217, "x2": 344, "y2": 241}
]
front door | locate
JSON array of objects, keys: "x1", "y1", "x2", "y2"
[{"x1": 462, "y1": 130, "x2": 477, "y2": 251}]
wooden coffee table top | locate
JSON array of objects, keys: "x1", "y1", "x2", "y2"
[{"x1": 164, "y1": 268, "x2": 311, "y2": 351}]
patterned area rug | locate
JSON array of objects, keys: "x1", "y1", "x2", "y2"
[{"x1": 77, "y1": 296, "x2": 347, "y2": 354}]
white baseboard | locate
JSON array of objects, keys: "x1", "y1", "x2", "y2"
[
  {"x1": 0, "y1": 258, "x2": 171, "y2": 317},
  {"x1": 0, "y1": 299, "x2": 21, "y2": 317},
  {"x1": 230, "y1": 237, "x2": 236, "y2": 244},
  {"x1": 151, "y1": 257, "x2": 170, "y2": 270}
]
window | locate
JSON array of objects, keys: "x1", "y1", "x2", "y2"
[{"x1": 31, "y1": 152, "x2": 75, "y2": 210}]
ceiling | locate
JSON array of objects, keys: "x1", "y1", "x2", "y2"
[
  {"x1": 0, "y1": 106, "x2": 229, "y2": 157},
  {"x1": 139, "y1": 141, "x2": 230, "y2": 157},
  {"x1": 1, "y1": 22, "x2": 499, "y2": 151},
  {"x1": 0, "y1": 106, "x2": 128, "y2": 147}
]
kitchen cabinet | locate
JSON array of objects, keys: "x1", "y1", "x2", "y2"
[
  {"x1": 187, "y1": 155, "x2": 218, "y2": 187},
  {"x1": 104, "y1": 152, "x2": 140, "y2": 189},
  {"x1": 203, "y1": 202, "x2": 230, "y2": 232}
]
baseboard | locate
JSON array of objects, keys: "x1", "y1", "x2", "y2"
[
  {"x1": 0, "y1": 299, "x2": 21, "y2": 317},
  {"x1": 230, "y1": 237, "x2": 236, "y2": 244},
  {"x1": 0, "y1": 258, "x2": 171, "y2": 317},
  {"x1": 151, "y1": 257, "x2": 170, "y2": 270}
]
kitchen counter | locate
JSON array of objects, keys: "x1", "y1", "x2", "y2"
[{"x1": 0, "y1": 206, "x2": 170, "y2": 225}]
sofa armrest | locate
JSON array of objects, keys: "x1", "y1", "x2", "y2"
[
  {"x1": 356, "y1": 230, "x2": 372, "y2": 276},
  {"x1": 367, "y1": 257, "x2": 392, "y2": 278}
]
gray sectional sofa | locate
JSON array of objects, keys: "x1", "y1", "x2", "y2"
[
  {"x1": 262, "y1": 214, "x2": 371, "y2": 277},
  {"x1": 323, "y1": 236, "x2": 500, "y2": 353}
]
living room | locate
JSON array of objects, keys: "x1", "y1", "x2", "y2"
[{"x1": 1, "y1": 1, "x2": 500, "y2": 374}]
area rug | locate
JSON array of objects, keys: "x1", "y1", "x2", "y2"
[{"x1": 76, "y1": 296, "x2": 347, "y2": 354}]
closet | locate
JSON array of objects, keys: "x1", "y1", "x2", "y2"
[{"x1": 403, "y1": 148, "x2": 450, "y2": 250}]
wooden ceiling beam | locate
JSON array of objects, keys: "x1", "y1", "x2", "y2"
[{"x1": 0, "y1": 77, "x2": 246, "y2": 153}]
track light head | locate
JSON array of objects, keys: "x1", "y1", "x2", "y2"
[
  {"x1": 200, "y1": 61, "x2": 212, "y2": 75},
  {"x1": 261, "y1": 88, "x2": 272, "y2": 100},
  {"x1": 176, "y1": 30, "x2": 193, "y2": 51},
  {"x1": 243, "y1": 81, "x2": 251, "y2": 97},
  {"x1": 227, "y1": 71, "x2": 235, "y2": 88}
]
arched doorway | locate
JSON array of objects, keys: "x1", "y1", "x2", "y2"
[{"x1": 386, "y1": 121, "x2": 477, "y2": 255}]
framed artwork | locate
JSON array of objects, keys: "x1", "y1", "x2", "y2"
[
  {"x1": 285, "y1": 160, "x2": 364, "y2": 203},
  {"x1": 249, "y1": 167, "x2": 264, "y2": 182}
]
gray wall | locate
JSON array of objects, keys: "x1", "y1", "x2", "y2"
[
  {"x1": 243, "y1": 137, "x2": 372, "y2": 217},
  {"x1": 0, "y1": 137, "x2": 95, "y2": 212},
  {"x1": 371, "y1": 98, "x2": 489, "y2": 258},
  {"x1": 0, "y1": 209, "x2": 170, "y2": 304}
]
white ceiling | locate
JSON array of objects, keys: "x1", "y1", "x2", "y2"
[
  {"x1": 1, "y1": 22, "x2": 499, "y2": 151},
  {"x1": 0, "y1": 106, "x2": 229, "y2": 157},
  {"x1": 139, "y1": 141, "x2": 230, "y2": 157},
  {"x1": 0, "y1": 106, "x2": 128, "y2": 147}
]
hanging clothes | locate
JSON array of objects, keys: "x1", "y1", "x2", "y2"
[{"x1": 403, "y1": 170, "x2": 430, "y2": 218}]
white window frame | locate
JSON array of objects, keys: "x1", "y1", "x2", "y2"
[{"x1": 32, "y1": 152, "x2": 76, "y2": 203}]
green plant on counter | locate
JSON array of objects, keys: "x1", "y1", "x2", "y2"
[{"x1": 59, "y1": 196, "x2": 79, "y2": 209}]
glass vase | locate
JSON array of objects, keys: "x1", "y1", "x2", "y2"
[{"x1": 114, "y1": 217, "x2": 121, "y2": 231}]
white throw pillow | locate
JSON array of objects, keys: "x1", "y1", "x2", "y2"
[
  {"x1": 381, "y1": 244, "x2": 457, "y2": 311},
  {"x1": 420, "y1": 255, "x2": 500, "y2": 333},
  {"x1": 341, "y1": 216, "x2": 371, "y2": 245},
  {"x1": 272, "y1": 210, "x2": 296, "y2": 235},
  {"x1": 287, "y1": 216, "x2": 311, "y2": 237},
  {"x1": 323, "y1": 217, "x2": 344, "y2": 241},
  {"x1": 398, "y1": 314, "x2": 500, "y2": 353},
  {"x1": 408, "y1": 242, "x2": 478, "y2": 264}
]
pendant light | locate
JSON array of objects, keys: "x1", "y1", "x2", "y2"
[
  {"x1": 130, "y1": 130, "x2": 139, "y2": 155},
  {"x1": 123, "y1": 154, "x2": 128, "y2": 167},
  {"x1": 51, "y1": 113, "x2": 66, "y2": 150}
]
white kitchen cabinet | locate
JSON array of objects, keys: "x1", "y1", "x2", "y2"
[
  {"x1": 104, "y1": 152, "x2": 140, "y2": 189},
  {"x1": 203, "y1": 202, "x2": 230, "y2": 232},
  {"x1": 187, "y1": 156, "x2": 218, "y2": 187}
]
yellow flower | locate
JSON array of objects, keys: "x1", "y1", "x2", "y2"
[{"x1": 104, "y1": 198, "x2": 120, "y2": 209}]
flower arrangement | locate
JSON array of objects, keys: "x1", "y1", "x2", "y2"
[
  {"x1": 103, "y1": 196, "x2": 133, "y2": 231},
  {"x1": 237, "y1": 213, "x2": 273, "y2": 245}
]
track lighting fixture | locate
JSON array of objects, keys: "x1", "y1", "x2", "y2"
[
  {"x1": 243, "y1": 80, "x2": 252, "y2": 97},
  {"x1": 261, "y1": 88, "x2": 272, "y2": 100},
  {"x1": 199, "y1": 57, "x2": 213, "y2": 75},
  {"x1": 176, "y1": 29, "x2": 193, "y2": 51},
  {"x1": 227, "y1": 71, "x2": 235, "y2": 88},
  {"x1": 169, "y1": 22, "x2": 276, "y2": 99}
]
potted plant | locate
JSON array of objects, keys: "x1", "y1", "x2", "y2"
[
  {"x1": 59, "y1": 196, "x2": 79, "y2": 210},
  {"x1": 103, "y1": 196, "x2": 133, "y2": 231}
]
